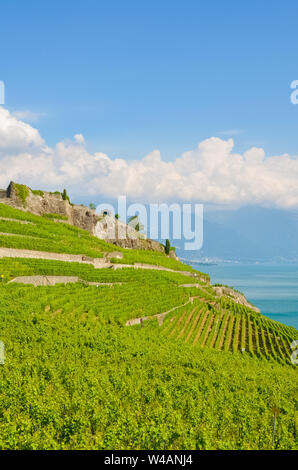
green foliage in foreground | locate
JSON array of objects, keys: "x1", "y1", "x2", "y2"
[
  {"x1": 0, "y1": 257, "x2": 296, "y2": 449},
  {"x1": 0, "y1": 212, "x2": 296, "y2": 449},
  {"x1": 0, "y1": 294, "x2": 296, "y2": 450}
]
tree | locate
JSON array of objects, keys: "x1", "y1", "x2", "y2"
[
  {"x1": 115, "y1": 213, "x2": 119, "y2": 219},
  {"x1": 165, "y1": 239, "x2": 171, "y2": 255},
  {"x1": 61, "y1": 189, "x2": 72, "y2": 204},
  {"x1": 89, "y1": 203, "x2": 96, "y2": 210},
  {"x1": 62, "y1": 189, "x2": 69, "y2": 201}
]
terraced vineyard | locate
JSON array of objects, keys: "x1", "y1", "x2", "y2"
[
  {"x1": 162, "y1": 297, "x2": 297, "y2": 365},
  {"x1": 0, "y1": 203, "x2": 297, "y2": 449},
  {"x1": 0, "y1": 203, "x2": 204, "y2": 273},
  {"x1": 0, "y1": 203, "x2": 111, "y2": 258},
  {"x1": 0, "y1": 257, "x2": 203, "y2": 284},
  {"x1": 0, "y1": 257, "x2": 296, "y2": 364},
  {"x1": 0, "y1": 275, "x2": 200, "y2": 326}
]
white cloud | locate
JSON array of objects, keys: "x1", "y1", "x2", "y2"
[
  {"x1": 0, "y1": 107, "x2": 44, "y2": 150},
  {"x1": 74, "y1": 133, "x2": 85, "y2": 145},
  {"x1": 1, "y1": 106, "x2": 298, "y2": 209}
]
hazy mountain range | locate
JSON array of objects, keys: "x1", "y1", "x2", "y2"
[
  {"x1": 77, "y1": 195, "x2": 298, "y2": 263},
  {"x1": 172, "y1": 206, "x2": 298, "y2": 263}
]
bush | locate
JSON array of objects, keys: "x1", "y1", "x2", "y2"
[
  {"x1": 14, "y1": 183, "x2": 29, "y2": 207},
  {"x1": 62, "y1": 189, "x2": 69, "y2": 202},
  {"x1": 32, "y1": 190, "x2": 44, "y2": 197}
]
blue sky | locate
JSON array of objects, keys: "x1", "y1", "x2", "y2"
[
  {"x1": 1, "y1": 0, "x2": 298, "y2": 160},
  {"x1": 1, "y1": 1, "x2": 298, "y2": 211}
]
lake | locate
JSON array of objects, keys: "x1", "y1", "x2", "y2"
[{"x1": 190, "y1": 263, "x2": 298, "y2": 329}]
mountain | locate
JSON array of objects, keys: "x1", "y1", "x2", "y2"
[{"x1": 173, "y1": 206, "x2": 298, "y2": 263}]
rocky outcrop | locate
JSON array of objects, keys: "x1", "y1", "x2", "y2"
[
  {"x1": 168, "y1": 249, "x2": 180, "y2": 261},
  {"x1": 1, "y1": 182, "x2": 98, "y2": 233},
  {"x1": 94, "y1": 214, "x2": 170, "y2": 253},
  {"x1": 213, "y1": 285, "x2": 260, "y2": 312},
  {"x1": 94, "y1": 214, "x2": 146, "y2": 242},
  {"x1": 0, "y1": 182, "x2": 168, "y2": 254}
]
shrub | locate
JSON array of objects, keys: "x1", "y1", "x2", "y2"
[
  {"x1": 165, "y1": 239, "x2": 171, "y2": 255},
  {"x1": 14, "y1": 183, "x2": 29, "y2": 207},
  {"x1": 62, "y1": 189, "x2": 69, "y2": 201},
  {"x1": 32, "y1": 189, "x2": 44, "y2": 197}
]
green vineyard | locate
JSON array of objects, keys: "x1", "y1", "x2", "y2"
[
  {"x1": 0, "y1": 256, "x2": 296, "y2": 365},
  {"x1": 161, "y1": 298, "x2": 297, "y2": 365},
  {"x1": 0, "y1": 204, "x2": 297, "y2": 449}
]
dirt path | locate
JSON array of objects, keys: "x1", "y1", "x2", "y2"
[
  {"x1": 0, "y1": 247, "x2": 200, "y2": 279},
  {"x1": 125, "y1": 295, "x2": 203, "y2": 327},
  {"x1": 9, "y1": 275, "x2": 122, "y2": 287},
  {"x1": 113, "y1": 263, "x2": 200, "y2": 279},
  {"x1": 0, "y1": 232, "x2": 41, "y2": 239},
  {"x1": 0, "y1": 217, "x2": 34, "y2": 225},
  {"x1": 126, "y1": 299, "x2": 192, "y2": 327},
  {"x1": 0, "y1": 247, "x2": 91, "y2": 264}
]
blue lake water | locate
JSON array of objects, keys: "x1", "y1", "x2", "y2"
[{"x1": 190, "y1": 263, "x2": 298, "y2": 329}]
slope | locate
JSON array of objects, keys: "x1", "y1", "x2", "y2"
[{"x1": 0, "y1": 202, "x2": 297, "y2": 450}]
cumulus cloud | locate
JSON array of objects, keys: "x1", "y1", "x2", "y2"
[
  {"x1": 1, "y1": 106, "x2": 298, "y2": 209},
  {"x1": 0, "y1": 107, "x2": 45, "y2": 150},
  {"x1": 74, "y1": 133, "x2": 85, "y2": 145}
]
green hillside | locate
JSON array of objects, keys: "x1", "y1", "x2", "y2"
[
  {"x1": 0, "y1": 203, "x2": 201, "y2": 273},
  {"x1": 0, "y1": 203, "x2": 297, "y2": 450}
]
